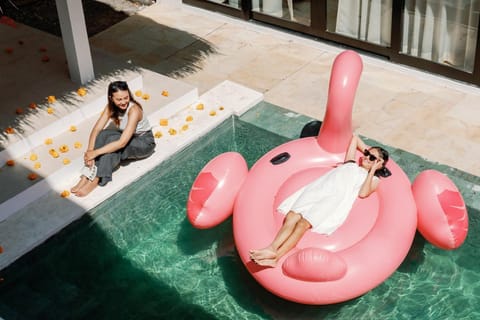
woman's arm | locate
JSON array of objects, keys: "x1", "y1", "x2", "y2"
[
  {"x1": 83, "y1": 105, "x2": 110, "y2": 166},
  {"x1": 84, "y1": 104, "x2": 142, "y2": 161},
  {"x1": 87, "y1": 105, "x2": 110, "y2": 150},
  {"x1": 347, "y1": 134, "x2": 383, "y2": 197},
  {"x1": 344, "y1": 134, "x2": 369, "y2": 162},
  {"x1": 358, "y1": 167, "x2": 380, "y2": 198}
]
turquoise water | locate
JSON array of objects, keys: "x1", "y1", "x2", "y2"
[{"x1": 0, "y1": 105, "x2": 479, "y2": 319}]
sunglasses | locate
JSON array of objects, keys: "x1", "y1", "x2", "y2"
[{"x1": 363, "y1": 149, "x2": 378, "y2": 162}]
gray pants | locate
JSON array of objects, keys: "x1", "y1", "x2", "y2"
[{"x1": 94, "y1": 129, "x2": 156, "y2": 186}]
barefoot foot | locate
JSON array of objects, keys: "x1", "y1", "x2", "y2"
[
  {"x1": 71, "y1": 176, "x2": 88, "y2": 193},
  {"x1": 249, "y1": 247, "x2": 276, "y2": 261},
  {"x1": 254, "y1": 258, "x2": 277, "y2": 268},
  {"x1": 75, "y1": 177, "x2": 99, "y2": 197}
]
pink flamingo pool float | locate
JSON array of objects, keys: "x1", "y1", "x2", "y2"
[{"x1": 187, "y1": 50, "x2": 469, "y2": 305}]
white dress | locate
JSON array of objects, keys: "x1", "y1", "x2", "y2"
[{"x1": 277, "y1": 162, "x2": 373, "y2": 235}]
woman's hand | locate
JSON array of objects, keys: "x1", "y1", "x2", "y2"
[
  {"x1": 85, "y1": 159, "x2": 94, "y2": 168},
  {"x1": 345, "y1": 134, "x2": 369, "y2": 162},
  {"x1": 370, "y1": 158, "x2": 384, "y2": 173},
  {"x1": 84, "y1": 150, "x2": 97, "y2": 163}
]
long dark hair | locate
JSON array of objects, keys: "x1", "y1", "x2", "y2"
[
  {"x1": 371, "y1": 146, "x2": 391, "y2": 178},
  {"x1": 107, "y1": 81, "x2": 142, "y2": 126}
]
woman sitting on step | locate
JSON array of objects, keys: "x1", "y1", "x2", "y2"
[{"x1": 71, "y1": 81, "x2": 156, "y2": 197}]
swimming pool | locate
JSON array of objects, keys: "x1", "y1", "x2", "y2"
[{"x1": 0, "y1": 103, "x2": 479, "y2": 319}]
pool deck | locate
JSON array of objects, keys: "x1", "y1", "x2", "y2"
[
  {"x1": 92, "y1": 0, "x2": 480, "y2": 177},
  {"x1": 1, "y1": 0, "x2": 480, "y2": 270}
]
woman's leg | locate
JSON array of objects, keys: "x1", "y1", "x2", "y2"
[
  {"x1": 71, "y1": 130, "x2": 118, "y2": 193},
  {"x1": 94, "y1": 130, "x2": 123, "y2": 186},
  {"x1": 250, "y1": 211, "x2": 302, "y2": 261},
  {"x1": 257, "y1": 218, "x2": 311, "y2": 267},
  {"x1": 120, "y1": 131, "x2": 155, "y2": 161},
  {"x1": 278, "y1": 218, "x2": 312, "y2": 257}
]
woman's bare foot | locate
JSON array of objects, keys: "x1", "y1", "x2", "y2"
[
  {"x1": 71, "y1": 176, "x2": 88, "y2": 193},
  {"x1": 254, "y1": 258, "x2": 277, "y2": 268},
  {"x1": 75, "y1": 177, "x2": 99, "y2": 197},
  {"x1": 249, "y1": 246, "x2": 276, "y2": 261}
]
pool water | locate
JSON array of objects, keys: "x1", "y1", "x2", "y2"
[{"x1": 0, "y1": 104, "x2": 479, "y2": 319}]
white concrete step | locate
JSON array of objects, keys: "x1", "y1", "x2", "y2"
[{"x1": 0, "y1": 69, "x2": 199, "y2": 222}]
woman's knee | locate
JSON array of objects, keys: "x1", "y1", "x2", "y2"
[
  {"x1": 96, "y1": 130, "x2": 110, "y2": 140},
  {"x1": 297, "y1": 218, "x2": 312, "y2": 231},
  {"x1": 285, "y1": 211, "x2": 302, "y2": 225},
  {"x1": 121, "y1": 136, "x2": 155, "y2": 160},
  {"x1": 121, "y1": 144, "x2": 154, "y2": 160},
  {"x1": 95, "y1": 130, "x2": 120, "y2": 148}
]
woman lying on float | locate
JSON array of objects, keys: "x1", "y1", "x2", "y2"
[{"x1": 250, "y1": 134, "x2": 389, "y2": 267}]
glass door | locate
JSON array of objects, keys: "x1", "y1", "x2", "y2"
[
  {"x1": 207, "y1": 0, "x2": 242, "y2": 9},
  {"x1": 183, "y1": 0, "x2": 249, "y2": 19},
  {"x1": 326, "y1": 0, "x2": 392, "y2": 47},
  {"x1": 401, "y1": 0, "x2": 479, "y2": 73},
  {"x1": 251, "y1": 0, "x2": 311, "y2": 26},
  {"x1": 319, "y1": 0, "x2": 395, "y2": 57}
]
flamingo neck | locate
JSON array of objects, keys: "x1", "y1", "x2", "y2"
[{"x1": 316, "y1": 50, "x2": 363, "y2": 153}]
